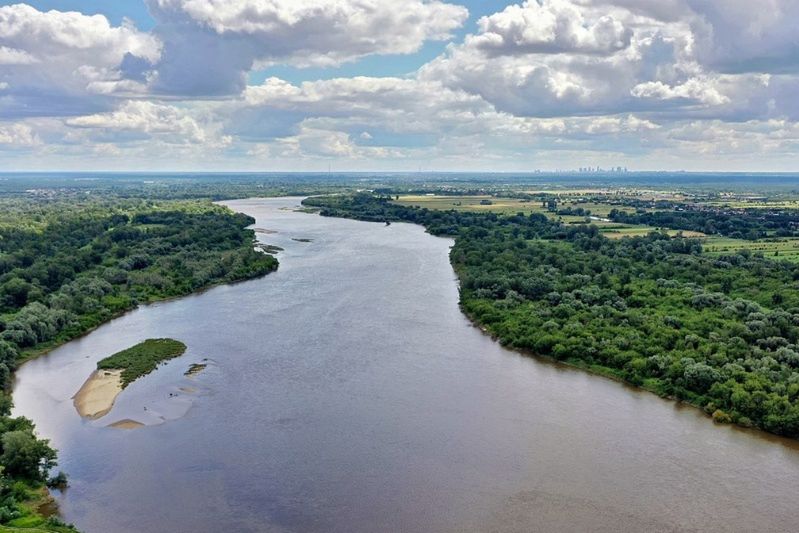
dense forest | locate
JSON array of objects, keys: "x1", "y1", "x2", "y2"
[
  {"x1": 308, "y1": 194, "x2": 799, "y2": 439},
  {"x1": 0, "y1": 193, "x2": 278, "y2": 530},
  {"x1": 608, "y1": 207, "x2": 799, "y2": 239}
]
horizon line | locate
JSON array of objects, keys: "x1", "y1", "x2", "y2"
[{"x1": 2, "y1": 170, "x2": 799, "y2": 176}]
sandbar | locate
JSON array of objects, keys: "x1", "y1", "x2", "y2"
[
  {"x1": 108, "y1": 419, "x2": 145, "y2": 430},
  {"x1": 73, "y1": 369, "x2": 124, "y2": 419}
]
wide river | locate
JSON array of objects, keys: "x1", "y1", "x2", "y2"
[{"x1": 12, "y1": 197, "x2": 799, "y2": 532}]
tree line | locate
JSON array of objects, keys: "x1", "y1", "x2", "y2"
[{"x1": 608, "y1": 207, "x2": 799, "y2": 240}]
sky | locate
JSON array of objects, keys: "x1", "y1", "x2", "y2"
[{"x1": 0, "y1": 0, "x2": 798, "y2": 172}]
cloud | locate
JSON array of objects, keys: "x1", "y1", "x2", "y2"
[
  {"x1": 0, "y1": 4, "x2": 160, "y2": 118},
  {"x1": 417, "y1": 0, "x2": 799, "y2": 121},
  {"x1": 2, "y1": 0, "x2": 799, "y2": 171},
  {"x1": 631, "y1": 78, "x2": 729, "y2": 106},
  {"x1": 66, "y1": 100, "x2": 207, "y2": 143},
  {"x1": 279, "y1": 127, "x2": 356, "y2": 158},
  {"x1": 232, "y1": 75, "x2": 665, "y2": 164},
  {"x1": 687, "y1": 0, "x2": 799, "y2": 74},
  {"x1": 146, "y1": 0, "x2": 468, "y2": 95},
  {"x1": 233, "y1": 76, "x2": 489, "y2": 145},
  {"x1": 471, "y1": 0, "x2": 632, "y2": 56},
  {"x1": 418, "y1": 1, "x2": 694, "y2": 117},
  {"x1": 0, "y1": 122, "x2": 39, "y2": 147},
  {"x1": 0, "y1": 45, "x2": 37, "y2": 65}
]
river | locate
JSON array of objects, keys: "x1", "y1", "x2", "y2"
[{"x1": 12, "y1": 197, "x2": 799, "y2": 532}]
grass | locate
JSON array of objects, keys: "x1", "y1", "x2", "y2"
[
  {"x1": 0, "y1": 485, "x2": 77, "y2": 533},
  {"x1": 0, "y1": 521, "x2": 76, "y2": 533},
  {"x1": 393, "y1": 195, "x2": 621, "y2": 219},
  {"x1": 703, "y1": 236, "x2": 799, "y2": 263},
  {"x1": 392, "y1": 195, "x2": 546, "y2": 215},
  {"x1": 704, "y1": 200, "x2": 799, "y2": 209},
  {"x1": 600, "y1": 225, "x2": 705, "y2": 239},
  {"x1": 97, "y1": 338, "x2": 187, "y2": 388}
]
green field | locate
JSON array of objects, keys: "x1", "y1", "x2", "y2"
[
  {"x1": 599, "y1": 225, "x2": 705, "y2": 239},
  {"x1": 392, "y1": 195, "x2": 545, "y2": 215},
  {"x1": 703, "y1": 236, "x2": 799, "y2": 263},
  {"x1": 392, "y1": 194, "x2": 623, "y2": 218}
]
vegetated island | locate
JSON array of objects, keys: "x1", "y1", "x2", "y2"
[
  {"x1": 305, "y1": 193, "x2": 799, "y2": 441},
  {"x1": 73, "y1": 339, "x2": 187, "y2": 419}
]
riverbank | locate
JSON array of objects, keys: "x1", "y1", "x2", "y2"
[{"x1": 459, "y1": 304, "x2": 731, "y2": 429}]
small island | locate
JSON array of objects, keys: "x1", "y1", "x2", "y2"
[{"x1": 73, "y1": 339, "x2": 187, "y2": 419}]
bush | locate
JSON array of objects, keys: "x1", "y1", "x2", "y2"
[
  {"x1": 47, "y1": 471, "x2": 68, "y2": 490},
  {"x1": 712, "y1": 410, "x2": 732, "y2": 424}
]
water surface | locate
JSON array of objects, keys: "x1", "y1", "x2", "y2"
[{"x1": 13, "y1": 197, "x2": 799, "y2": 532}]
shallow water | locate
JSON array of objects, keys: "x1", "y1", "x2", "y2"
[{"x1": 12, "y1": 197, "x2": 799, "y2": 532}]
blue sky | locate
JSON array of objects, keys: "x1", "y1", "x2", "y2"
[{"x1": 1, "y1": 0, "x2": 798, "y2": 171}]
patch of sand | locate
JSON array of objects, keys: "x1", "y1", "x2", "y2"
[
  {"x1": 107, "y1": 419, "x2": 145, "y2": 430},
  {"x1": 73, "y1": 369, "x2": 123, "y2": 419}
]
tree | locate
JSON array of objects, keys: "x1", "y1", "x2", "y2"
[
  {"x1": 0, "y1": 342, "x2": 16, "y2": 368},
  {"x1": 0, "y1": 278, "x2": 31, "y2": 309},
  {"x1": 0, "y1": 430, "x2": 56, "y2": 481}
]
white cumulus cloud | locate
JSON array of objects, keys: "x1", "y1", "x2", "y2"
[
  {"x1": 66, "y1": 100, "x2": 207, "y2": 144},
  {"x1": 0, "y1": 122, "x2": 39, "y2": 147},
  {"x1": 471, "y1": 0, "x2": 632, "y2": 56},
  {"x1": 146, "y1": 0, "x2": 468, "y2": 95},
  {"x1": 0, "y1": 4, "x2": 160, "y2": 118}
]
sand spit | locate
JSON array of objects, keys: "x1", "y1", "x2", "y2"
[
  {"x1": 108, "y1": 419, "x2": 145, "y2": 430},
  {"x1": 73, "y1": 369, "x2": 124, "y2": 419}
]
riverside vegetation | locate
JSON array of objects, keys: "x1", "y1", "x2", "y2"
[
  {"x1": 307, "y1": 193, "x2": 799, "y2": 439},
  {"x1": 0, "y1": 192, "x2": 278, "y2": 532}
]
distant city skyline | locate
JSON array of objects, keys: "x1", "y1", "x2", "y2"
[{"x1": 1, "y1": 0, "x2": 798, "y2": 172}]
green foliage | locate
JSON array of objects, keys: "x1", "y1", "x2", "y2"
[
  {"x1": 609, "y1": 206, "x2": 799, "y2": 240},
  {"x1": 97, "y1": 339, "x2": 187, "y2": 388},
  {"x1": 312, "y1": 193, "x2": 799, "y2": 440},
  {"x1": 0, "y1": 432, "x2": 56, "y2": 482},
  {"x1": 45, "y1": 472, "x2": 66, "y2": 491}
]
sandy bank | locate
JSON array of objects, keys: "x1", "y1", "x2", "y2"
[{"x1": 73, "y1": 369, "x2": 123, "y2": 419}]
